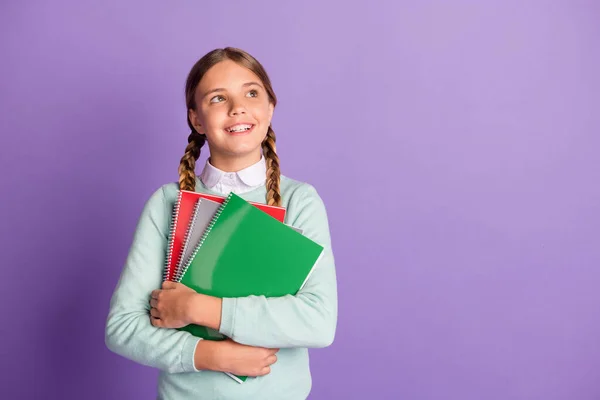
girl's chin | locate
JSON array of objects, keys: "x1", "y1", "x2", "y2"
[{"x1": 214, "y1": 142, "x2": 263, "y2": 157}]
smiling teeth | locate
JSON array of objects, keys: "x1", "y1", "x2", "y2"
[{"x1": 227, "y1": 124, "x2": 252, "y2": 132}]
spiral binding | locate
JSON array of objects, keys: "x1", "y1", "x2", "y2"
[
  {"x1": 163, "y1": 190, "x2": 183, "y2": 282},
  {"x1": 174, "y1": 198, "x2": 203, "y2": 281},
  {"x1": 175, "y1": 192, "x2": 233, "y2": 282}
]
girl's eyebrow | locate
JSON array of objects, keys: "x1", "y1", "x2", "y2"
[{"x1": 202, "y1": 81, "x2": 264, "y2": 99}]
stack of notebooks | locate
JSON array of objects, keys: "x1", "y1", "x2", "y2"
[{"x1": 163, "y1": 190, "x2": 324, "y2": 383}]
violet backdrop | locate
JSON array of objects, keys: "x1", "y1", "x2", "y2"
[{"x1": 1, "y1": 1, "x2": 599, "y2": 399}]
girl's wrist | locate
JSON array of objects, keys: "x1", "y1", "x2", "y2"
[
  {"x1": 188, "y1": 293, "x2": 222, "y2": 330},
  {"x1": 188, "y1": 293, "x2": 206, "y2": 326}
]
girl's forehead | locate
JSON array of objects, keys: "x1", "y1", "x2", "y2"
[{"x1": 200, "y1": 61, "x2": 262, "y2": 88}]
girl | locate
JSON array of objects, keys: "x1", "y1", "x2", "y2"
[{"x1": 105, "y1": 47, "x2": 338, "y2": 400}]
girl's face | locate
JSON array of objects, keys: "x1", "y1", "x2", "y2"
[{"x1": 189, "y1": 60, "x2": 274, "y2": 170}]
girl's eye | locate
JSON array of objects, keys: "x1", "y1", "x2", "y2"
[
  {"x1": 210, "y1": 95, "x2": 225, "y2": 103},
  {"x1": 247, "y1": 90, "x2": 258, "y2": 98}
]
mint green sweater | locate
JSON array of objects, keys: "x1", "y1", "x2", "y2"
[{"x1": 105, "y1": 175, "x2": 338, "y2": 400}]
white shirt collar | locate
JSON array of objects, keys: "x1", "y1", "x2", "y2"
[{"x1": 199, "y1": 155, "x2": 266, "y2": 194}]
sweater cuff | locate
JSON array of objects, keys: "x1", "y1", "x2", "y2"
[
  {"x1": 181, "y1": 334, "x2": 201, "y2": 373},
  {"x1": 219, "y1": 297, "x2": 237, "y2": 338}
]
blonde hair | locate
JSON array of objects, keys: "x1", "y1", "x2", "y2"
[{"x1": 179, "y1": 47, "x2": 281, "y2": 206}]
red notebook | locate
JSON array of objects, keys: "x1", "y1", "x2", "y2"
[{"x1": 164, "y1": 190, "x2": 286, "y2": 281}]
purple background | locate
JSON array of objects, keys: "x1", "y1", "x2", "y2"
[{"x1": 1, "y1": 1, "x2": 599, "y2": 399}]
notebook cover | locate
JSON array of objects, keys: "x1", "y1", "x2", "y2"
[
  {"x1": 164, "y1": 190, "x2": 286, "y2": 282},
  {"x1": 178, "y1": 192, "x2": 324, "y2": 383}
]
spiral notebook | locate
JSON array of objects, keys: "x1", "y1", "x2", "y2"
[
  {"x1": 174, "y1": 197, "x2": 222, "y2": 281},
  {"x1": 177, "y1": 192, "x2": 324, "y2": 383},
  {"x1": 176, "y1": 199, "x2": 304, "y2": 282},
  {"x1": 164, "y1": 190, "x2": 286, "y2": 281}
]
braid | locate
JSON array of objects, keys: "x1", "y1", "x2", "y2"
[
  {"x1": 262, "y1": 127, "x2": 281, "y2": 207},
  {"x1": 178, "y1": 132, "x2": 206, "y2": 191}
]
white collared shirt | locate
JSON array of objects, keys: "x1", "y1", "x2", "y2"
[{"x1": 199, "y1": 156, "x2": 266, "y2": 195}]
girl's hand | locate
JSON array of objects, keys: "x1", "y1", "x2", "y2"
[
  {"x1": 214, "y1": 339, "x2": 279, "y2": 377},
  {"x1": 150, "y1": 281, "x2": 196, "y2": 329}
]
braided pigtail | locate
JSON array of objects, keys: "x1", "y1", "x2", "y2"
[
  {"x1": 262, "y1": 126, "x2": 281, "y2": 207},
  {"x1": 178, "y1": 132, "x2": 206, "y2": 191}
]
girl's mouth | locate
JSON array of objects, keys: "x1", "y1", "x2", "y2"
[{"x1": 225, "y1": 123, "x2": 255, "y2": 135}]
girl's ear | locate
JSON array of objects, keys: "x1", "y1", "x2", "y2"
[
  {"x1": 188, "y1": 109, "x2": 204, "y2": 133},
  {"x1": 268, "y1": 102, "x2": 274, "y2": 125}
]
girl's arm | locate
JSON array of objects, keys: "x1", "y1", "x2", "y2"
[
  {"x1": 195, "y1": 339, "x2": 278, "y2": 377},
  {"x1": 104, "y1": 186, "x2": 201, "y2": 373},
  {"x1": 189, "y1": 184, "x2": 338, "y2": 349}
]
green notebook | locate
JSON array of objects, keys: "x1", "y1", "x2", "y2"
[{"x1": 178, "y1": 192, "x2": 324, "y2": 382}]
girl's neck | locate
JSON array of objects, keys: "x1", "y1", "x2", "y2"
[{"x1": 208, "y1": 151, "x2": 262, "y2": 173}]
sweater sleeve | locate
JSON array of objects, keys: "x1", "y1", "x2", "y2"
[
  {"x1": 218, "y1": 184, "x2": 338, "y2": 348},
  {"x1": 104, "y1": 186, "x2": 201, "y2": 373}
]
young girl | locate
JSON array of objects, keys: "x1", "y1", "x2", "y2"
[{"x1": 105, "y1": 47, "x2": 338, "y2": 400}]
